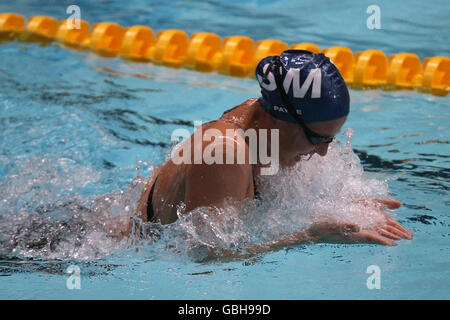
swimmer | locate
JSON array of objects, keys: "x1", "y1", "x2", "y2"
[{"x1": 113, "y1": 50, "x2": 412, "y2": 252}]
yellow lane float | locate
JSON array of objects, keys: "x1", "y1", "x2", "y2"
[
  {"x1": 150, "y1": 29, "x2": 190, "y2": 68},
  {"x1": 322, "y1": 46, "x2": 355, "y2": 84},
  {"x1": 57, "y1": 19, "x2": 90, "y2": 49},
  {"x1": 0, "y1": 13, "x2": 25, "y2": 40},
  {"x1": 90, "y1": 22, "x2": 126, "y2": 57},
  {"x1": 184, "y1": 32, "x2": 223, "y2": 72},
  {"x1": 120, "y1": 25, "x2": 155, "y2": 61},
  {"x1": 219, "y1": 36, "x2": 255, "y2": 77},
  {"x1": 22, "y1": 15, "x2": 58, "y2": 42},
  {"x1": 421, "y1": 56, "x2": 450, "y2": 96},
  {"x1": 354, "y1": 49, "x2": 389, "y2": 86},
  {"x1": 387, "y1": 53, "x2": 423, "y2": 89}
]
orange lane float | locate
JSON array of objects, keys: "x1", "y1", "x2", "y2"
[
  {"x1": 57, "y1": 19, "x2": 90, "y2": 49},
  {"x1": 184, "y1": 32, "x2": 223, "y2": 72},
  {"x1": 353, "y1": 49, "x2": 389, "y2": 86},
  {"x1": 22, "y1": 15, "x2": 59, "y2": 42},
  {"x1": 149, "y1": 29, "x2": 190, "y2": 68},
  {"x1": 421, "y1": 56, "x2": 450, "y2": 96},
  {"x1": 119, "y1": 25, "x2": 155, "y2": 61},
  {"x1": 0, "y1": 13, "x2": 25, "y2": 40},
  {"x1": 90, "y1": 22, "x2": 126, "y2": 57},
  {"x1": 322, "y1": 46, "x2": 355, "y2": 84},
  {"x1": 219, "y1": 36, "x2": 255, "y2": 77},
  {"x1": 251, "y1": 39, "x2": 288, "y2": 76},
  {"x1": 387, "y1": 53, "x2": 423, "y2": 89}
]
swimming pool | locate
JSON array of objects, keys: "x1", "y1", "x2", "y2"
[{"x1": 0, "y1": 0, "x2": 449, "y2": 299}]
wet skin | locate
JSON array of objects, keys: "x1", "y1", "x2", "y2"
[{"x1": 114, "y1": 98, "x2": 412, "y2": 249}]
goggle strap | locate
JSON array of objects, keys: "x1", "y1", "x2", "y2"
[{"x1": 270, "y1": 58, "x2": 309, "y2": 129}]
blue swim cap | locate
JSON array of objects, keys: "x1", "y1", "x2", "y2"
[{"x1": 255, "y1": 50, "x2": 350, "y2": 123}]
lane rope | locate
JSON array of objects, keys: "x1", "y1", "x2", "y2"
[{"x1": 0, "y1": 13, "x2": 449, "y2": 96}]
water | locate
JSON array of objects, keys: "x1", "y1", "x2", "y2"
[{"x1": 0, "y1": 0, "x2": 449, "y2": 299}]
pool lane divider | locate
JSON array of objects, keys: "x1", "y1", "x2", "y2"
[{"x1": 0, "y1": 13, "x2": 449, "y2": 96}]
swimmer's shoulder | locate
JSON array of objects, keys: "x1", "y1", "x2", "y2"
[{"x1": 220, "y1": 98, "x2": 260, "y2": 119}]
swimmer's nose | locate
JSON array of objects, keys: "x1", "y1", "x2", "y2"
[{"x1": 315, "y1": 143, "x2": 330, "y2": 157}]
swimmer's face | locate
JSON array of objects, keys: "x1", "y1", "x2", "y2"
[{"x1": 278, "y1": 116, "x2": 347, "y2": 167}]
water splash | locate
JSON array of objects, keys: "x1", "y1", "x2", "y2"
[
  {"x1": 0, "y1": 129, "x2": 394, "y2": 262},
  {"x1": 0, "y1": 154, "x2": 101, "y2": 214},
  {"x1": 0, "y1": 154, "x2": 143, "y2": 260},
  {"x1": 159, "y1": 129, "x2": 393, "y2": 259}
]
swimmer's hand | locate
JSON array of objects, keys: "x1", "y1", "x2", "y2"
[
  {"x1": 371, "y1": 198, "x2": 413, "y2": 241},
  {"x1": 308, "y1": 217, "x2": 412, "y2": 246}
]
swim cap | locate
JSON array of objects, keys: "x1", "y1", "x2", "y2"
[{"x1": 255, "y1": 50, "x2": 350, "y2": 123}]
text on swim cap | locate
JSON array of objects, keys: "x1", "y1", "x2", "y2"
[
  {"x1": 272, "y1": 105, "x2": 302, "y2": 115},
  {"x1": 258, "y1": 63, "x2": 322, "y2": 99}
]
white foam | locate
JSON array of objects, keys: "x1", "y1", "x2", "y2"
[{"x1": 170, "y1": 129, "x2": 393, "y2": 256}]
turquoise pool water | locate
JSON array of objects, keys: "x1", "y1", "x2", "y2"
[{"x1": 0, "y1": 0, "x2": 449, "y2": 299}]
